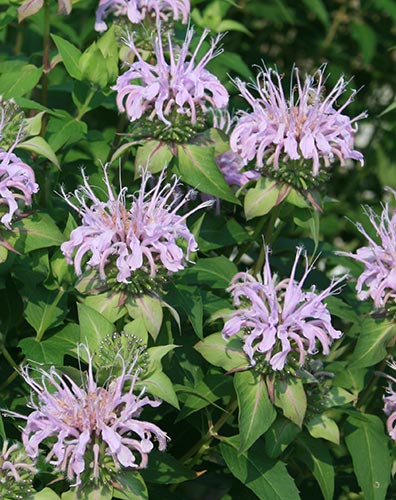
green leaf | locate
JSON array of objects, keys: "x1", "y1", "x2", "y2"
[
  {"x1": 195, "y1": 332, "x2": 249, "y2": 372},
  {"x1": 125, "y1": 295, "x2": 163, "y2": 341},
  {"x1": 165, "y1": 283, "x2": 203, "y2": 338},
  {"x1": 274, "y1": 377, "x2": 307, "y2": 427},
  {"x1": 301, "y1": 0, "x2": 329, "y2": 26},
  {"x1": 62, "y1": 483, "x2": 112, "y2": 500},
  {"x1": 23, "y1": 111, "x2": 46, "y2": 136},
  {"x1": 350, "y1": 317, "x2": 396, "y2": 368},
  {"x1": 137, "y1": 370, "x2": 179, "y2": 408},
  {"x1": 264, "y1": 417, "x2": 301, "y2": 458},
  {"x1": 295, "y1": 435, "x2": 334, "y2": 500},
  {"x1": 115, "y1": 470, "x2": 148, "y2": 500},
  {"x1": 177, "y1": 373, "x2": 232, "y2": 420},
  {"x1": 135, "y1": 140, "x2": 173, "y2": 174},
  {"x1": 146, "y1": 345, "x2": 178, "y2": 373},
  {"x1": 3, "y1": 213, "x2": 64, "y2": 253},
  {"x1": 195, "y1": 214, "x2": 250, "y2": 252},
  {"x1": 17, "y1": 136, "x2": 60, "y2": 169},
  {"x1": 234, "y1": 371, "x2": 276, "y2": 453},
  {"x1": 180, "y1": 256, "x2": 238, "y2": 289},
  {"x1": 244, "y1": 178, "x2": 281, "y2": 220},
  {"x1": 305, "y1": 415, "x2": 340, "y2": 445},
  {"x1": 33, "y1": 488, "x2": 61, "y2": 500},
  {"x1": 51, "y1": 34, "x2": 82, "y2": 79},
  {"x1": 79, "y1": 42, "x2": 109, "y2": 88},
  {"x1": 350, "y1": 21, "x2": 377, "y2": 64},
  {"x1": 47, "y1": 112, "x2": 87, "y2": 152},
  {"x1": 345, "y1": 414, "x2": 391, "y2": 500},
  {"x1": 23, "y1": 288, "x2": 66, "y2": 338},
  {"x1": 83, "y1": 291, "x2": 127, "y2": 323},
  {"x1": 176, "y1": 144, "x2": 238, "y2": 203},
  {"x1": 141, "y1": 451, "x2": 195, "y2": 484},
  {"x1": 77, "y1": 303, "x2": 114, "y2": 354},
  {"x1": 220, "y1": 436, "x2": 301, "y2": 500},
  {"x1": 323, "y1": 387, "x2": 356, "y2": 408},
  {"x1": 0, "y1": 64, "x2": 42, "y2": 98}
]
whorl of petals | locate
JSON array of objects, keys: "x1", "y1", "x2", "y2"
[
  {"x1": 230, "y1": 66, "x2": 366, "y2": 176},
  {"x1": 341, "y1": 188, "x2": 396, "y2": 308},
  {"x1": 4, "y1": 345, "x2": 168, "y2": 486},
  {"x1": 223, "y1": 247, "x2": 344, "y2": 371},
  {"x1": 61, "y1": 166, "x2": 210, "y2": 283},
  {"x1": 95, "y1": 0, "x2": 190, "y2": 32},
  {"x1": 114, "y1": 28, "x2": 229, "y2": 126},
  {"x1": 0, "y1": 110, "x2": 39, "y2": 229}
]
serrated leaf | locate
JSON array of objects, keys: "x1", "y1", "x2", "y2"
[
  {"x1": 296, "y1": 435, "x2": 334, "y2": 500},
  {"x1": 264, "y1": 417, "x2": 301, "y2": 458},
  {"x1": 125, "y1": 295, "x2": 163, "y2": 341},
  {"x1": 350, "y1": 317, "x2": 396, "y2": 368},
  {"x1": 345, "y1": 414, "x2": 391, "y2": 500},
  {"x1": 23, "y1": 287, "x2": 66, "y2": 338},
  {"x1": 47, "y1": 112, "x2": 87, "y2": 152},
  {"x1": 51, "y1": 34, "x2": 82, "y2": 79},
  {"x1": 176, "y1": 144, "x2": 238, "y2": 203},
  {"x1": 274, "y1": 377, "x2": 307, "y2": 427},
  {"x1": 195, "y1": 332, "x2": 249, "y2": 371},
  {"x1": 137, "y1": 370, "x2": 179, "y2": 408},
  {"x1": 116, "y1": 470, "x2": 147, "y2": 500},
  {"x1": 305, "y1": 415, "x2": 340, "y2": 445},
  {"x1": 244, "y1": 178, "x2": 280, "y2": 220},
  {"x1": 77, "y1": 303, "x2": 114, "y2": 354},
  {"x1": 234, "y1": 370, "x2": 276, "y2": 453},
  {"x1": 220, "y1": 436, "x2": 301, "y2": 500},
  {"x1": 17, "y1": 136, "x2": 60, "y2": 169},
  {"x1": 135, "y1": 140, "x2": 173, "y2": 173},
  {"x1": 0, "y1": 64, "x2": 42, "y2": 98},
  {"x1": 83, "y1": 291, "x2": 127, "y2": 323}
]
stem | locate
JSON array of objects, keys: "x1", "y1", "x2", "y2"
[
  {"x1": 252, "y1": 204, "x2": 281, "y2": 274},
  {"x1": 180, "y1": 398, "x2": 238, "y2": 465},
  {"x1": 75, "y1": 88, "x2": 96, "y2": 121},
  {"x1": 1, "y1": 345, "x2": 19, "y2": 370}
]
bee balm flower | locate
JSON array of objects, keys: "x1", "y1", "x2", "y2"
[
  {"x1": 230, "y1": 66, "x2": 366, "y2": 177},
  {"x1": 61, "y1": 167, "x2": 210, "y2": 289},
  {"x1": 4, "y1": 345, "x2": 168, "y2": 486},
  {"x1": 223, "y1": 247, "x2": 344, "y2": 371}
]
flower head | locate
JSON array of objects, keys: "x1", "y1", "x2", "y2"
[
  {"x1": 114, "y1": 28, "x2": 229, "y2": 135},
  {"x1": 5, "y1": 345, "x2": 168, "y2": 486},
  {"x1": 95, "y1": 0, "x2": 190, "y2": 32},
  {"x1": 382, "y1": 359, "x2": 396, "y2": 440},
  {"x1": 0, "y1": 441, "x2": 36, "y2": 499},
  {"x1": 223, "y1": 247, "x2": 344, "y2": 372},
  {"x1": 61, "y1": 166, "x2": 210, "y2": 290},
  {"x1": 0, "y1": 104, "x2": 39, "y2": 229},
  {"x1": 230, "y1": 66, "x2": 366, "y2": 177},
  {"x1": 342, "y1": 188, "x2": 396, "y2": 309}
]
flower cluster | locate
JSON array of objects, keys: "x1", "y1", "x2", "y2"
[
  {"x1": 0, "y1": 106, "x2": 39, "y2": 229},
  {"x1": 0, "y1": 441, "x2": 36, "y2": 499},
  {"x1": 223, "y1": 247, "x2": 344, "y2": 371},
  {"x1": 61, "y1": 167, "x2": 210, "y2": 288},
  {"x1": 5, "y1": 345, "x2": 168, "y2": 486},
  {"x1": 230, "y1": 66, "x2": 366, "y2": 177},
  {"x1": 343, "y1": 189, "x2": 396, "y2": 309},
  {"x1": 95, "y1": 0, "x2": 190, "y2": 32},
  {"x1": 114, "y1": 28, "x2": 229, "y2": 135}
]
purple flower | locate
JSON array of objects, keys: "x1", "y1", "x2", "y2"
[
  {"x1": 223, "y1": 247, "x2": 344, "y2": 371},
  {"x1": 114, "y1": 28, "x2": 229, "y2": 127},
  {"x1": 230, "y1": 66, "x2": 366, "y2": 176},
  {"x1": 5, "y1": 345, "x2": 168, "y2": 486},
  {"x1": 61, "y1": 166, "x2": 210, "y2": 285},
  {"x1": 382, "y1": 359, "x2": 396, "y2": 440},
  {"x1": 0, "y1": 115, "x2": 39, "y2": 229},
  {"x1": 95, "y1": 0, "x2": 190, "y2": 32},
  {"x1": 341, "y1": 189, "x2": 396, "y2": 309}
]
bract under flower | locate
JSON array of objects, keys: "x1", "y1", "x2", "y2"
[
  {"x1": 230, "y1": 66, "x2": 366, "y2": 176},
  {"x1": 95, "y1": 0, "x2": 190, "y2": 32},
  {"x1": 223, "y1": 247, "x2": 344, "y2": 371},
  {"x1": 4, "y1": 345, "x2": 168, "y2": 486},
  {"x1": 114, "y1": 27, "x2": 229, "y2": 129},
  {"x1": 61, "y1": 166, "x2": 210, "y2": 286}
]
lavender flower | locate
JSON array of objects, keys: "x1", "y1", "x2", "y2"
[
  {"x1": 382, "y1": 359, "x2": 396, "y2": 440},
  {"x1": 230, "y1": 66, "x2": 366, "y2": 176},
  {"x1": 5, "y1": 345, "x2": 168, "y2": 486},
  {"x1": 342, "y1": 189, "x2": 396, "y2": 309},
  {"x1": 0, "y1": 441, "x2": 36, "y2": 499},
  {"x1": 223, "y1": 247, "x2": 344, "y2": 371},
  {"x1": 114, "y1": 28, "x2": 229, "y2": 129},
  {"x1": 61, "y1": 166, "x2": 210, "y2": 287},
  {"x1": 95, "y1": 0, "x2": 190, "y2": 32},
  {"x1": 0, "y1": 109, "x2": 39, "y2": 229}
]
